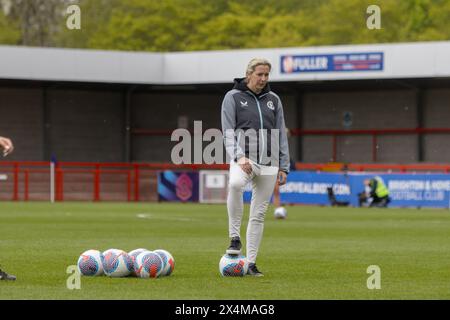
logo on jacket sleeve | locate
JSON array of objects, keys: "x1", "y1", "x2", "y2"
[{"x1": 267, "y1": 101, "x2": 274, "y2": 110}]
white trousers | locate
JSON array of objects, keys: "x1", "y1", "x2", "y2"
[{"x1": 227, "y1": 160, "x2": 278, "y2": 264}]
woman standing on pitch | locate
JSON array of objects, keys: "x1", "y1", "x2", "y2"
[{"x1": 221, "y1": 58, "x2": 290, "y2": 276}]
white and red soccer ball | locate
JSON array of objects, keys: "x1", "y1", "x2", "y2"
[
  {"x1": 128, "y1": 248, "x2": 148, "y2": 277},
  {"x1": 274, "y1": 206, "x2": 287, "y2": 219},
  {"x1": 77, "y1": 249, "x2": 104, "y2": 276},
  {"x1": 154, "y1": 249, "x2": 175, "y2": 276},
  {"x1": 134, "y1": 251, "x2": 164, "y2": 278},
  {"x1": 219, "y1": 254, "x2": 248, "y2": 277},
  {"x1": 102, "y1": 248, "x2": 134, "y2": 277},
  {"x1": 77, "y1": 247, "x2": 175, "y2": 278}
]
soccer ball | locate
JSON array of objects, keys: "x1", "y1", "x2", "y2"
[
  {"x1": 154, "y1": 249, "x2": 175, "y2": 276},
  {"x1": 274, "y1": 206, "x2": 287, "y2": 219},
  {"x1": 219, "y1": 254, "x2": 248, "y2": 277},
  {"x1": 102, "y1": 249, "x2": 133, "y2": 277},
  {"x1": 128, "y1": 248, "x2": 148, "y2": 277},
  {"x1": 77, "y1": 249, "x2": 104, "y2": 276},
  {"x1": 134, "y1": 251, "x2": 164, "y2": 278}
]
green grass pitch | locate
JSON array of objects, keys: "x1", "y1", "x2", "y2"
[{"x1": 0, "y1": 202, "x2": 449, "y2": 299}]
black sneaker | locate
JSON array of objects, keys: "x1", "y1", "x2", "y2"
[
  {"x1": 247, "y1": 263, "x2": 264, "y2": 277},
  {"x1": 0, "y1": 268, "x2": 16, "y2": 281},
  {"x1": 226, "y1": 236, "x2": 242, "y2": 255}
]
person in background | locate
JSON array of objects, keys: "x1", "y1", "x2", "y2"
[
  {"x1": 359, "y1": 176, "x2": 390, "y2": 208},
  {"x1": 0, "y1": 136, "x2": 14, "y2": 157},
  {"x1": 0, "y1": 136, "x2": 16, "y2": 281}
]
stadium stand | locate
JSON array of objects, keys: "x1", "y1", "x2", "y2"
[{"x1": 1, "y1": 41, "x2": 449, "y2": 203}]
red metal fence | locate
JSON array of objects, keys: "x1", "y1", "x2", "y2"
[
  {"x1": 0, "y1": 161, "x2": 449, "y2": 202},
  {"x1": 295, "y1": 162, "x2": 450, "y2": 173},
  {"x1": 134, "y1": 127, "x2": 450, "y2": 163},
  {"x1": 0, "y1": 161, "x2": 226, "y2": 202},
  {"x1": 290, "y1": 127, "x2": 450, "y2": 162}
]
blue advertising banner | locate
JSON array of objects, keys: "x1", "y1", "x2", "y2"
[
  {"x1": 368, "y1": 174, "x2": 450, "y2": 208},
  {"x1": 280, "y1": 52, "x2": 383, "y2": 73},
  {"x1": 243, "y1": 172, "x2": 351, "y2": 205},
  {"x1": 274, "y1": 172, "x2": 450, "y2": 208},
  {"x1": 243, "y1": 183, "x2": 252, "y2": 203},
  {"x1": 279, "y1": 172, "x2": 352, "y2": 205},
  {"x1": 158, "y1": 171, "x2": 199, "y2": 202}
]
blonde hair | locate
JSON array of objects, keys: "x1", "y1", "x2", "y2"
[{"x1": 246, "y1": 58, "x2": 272, "y2": 77}]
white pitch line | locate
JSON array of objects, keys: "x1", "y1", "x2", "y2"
[
  {"x1": 136, "y1": 213, "x2": 196, "y2": 222},
  {"x1": 136, "y1": 213, "x2": 152, "y2": 219}
]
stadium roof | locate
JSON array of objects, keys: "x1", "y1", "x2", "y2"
[{"x1": 1, "y1": 41, "x2": 449, "y2": 85}]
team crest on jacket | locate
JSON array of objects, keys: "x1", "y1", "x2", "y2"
[
  {"x1": 240, "y1": 100, "x2": 248, "y2": 107},
  {"x1": 267, "y1": 101, "x2": 274, "y2": 110}
]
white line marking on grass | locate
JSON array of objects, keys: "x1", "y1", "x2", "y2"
[
  {"x1": 136, "y1": 213, "x2": 196, "y2": 222},
  {"x1": 136, "y1": 213, "x2": 152, "y2": 219}
]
